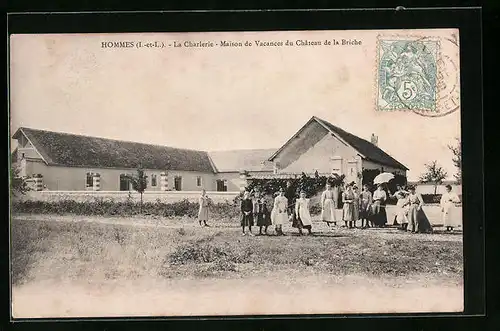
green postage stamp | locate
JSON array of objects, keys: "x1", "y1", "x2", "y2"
[{"x1": 377, "y1": 36, "x2": 441, "y2": 113}]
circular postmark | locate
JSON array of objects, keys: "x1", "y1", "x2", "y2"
[{"x1": 411, "y1": 35, "x2": 460, "y2": 118}]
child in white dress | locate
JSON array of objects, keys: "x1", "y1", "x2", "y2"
[
  {"x1": 294, "y1": 190, "x2": 313, "y2": 235},
  {"x1": 272, "y1": 187, "x2": 288, "y2": 236}
]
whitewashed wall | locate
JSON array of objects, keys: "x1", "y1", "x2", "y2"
[{"x1": 414, "y1": 184, "x2": 462, "y2": 195}]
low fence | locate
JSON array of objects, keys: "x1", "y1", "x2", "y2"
[
  {"x1": 16, "y1": 190, "x2": 241, "y2": 203},
  {"x1": 413, "y1": 184, "x2": 462, "y2": 195}
]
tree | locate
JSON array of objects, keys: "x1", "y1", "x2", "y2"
[
  {"x1": 418, "y1": 160, "x2": 448, "y2": 194},
  {"x1": 10, "y1": 166, "x2": 30, "y2": 197},
  {"x1": 125, "y1": 167, "x2": 148, "y2": 213},
  {"x1": 447, "y1": 138, "x2": 461, "y2": 184}
]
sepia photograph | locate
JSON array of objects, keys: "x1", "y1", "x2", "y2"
[{"x1": 9, "y1": 28, "x2": 464, "y2": 318}]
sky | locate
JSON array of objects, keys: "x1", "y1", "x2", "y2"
[{"x1": 9, "y1": 30, "x2": 461, "y2": 181}]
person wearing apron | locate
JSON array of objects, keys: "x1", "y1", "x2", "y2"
[
  {"x1": 370, "y1": 184, "x2": 388, "y2": 227},
  {"x1": 391, "y1": 185, "x2": 410, "y2": 230},
  {"x1": 293, "y1": 190, "x2": 313, "y2": 235},
  {"x1": 321, "y1": 183, "x2": 337, "y2": 227},
  {"x1": 272, "y1": 187, "x2": 288, "y2": 236},
  {"x1": 440, "y1": 184, "x2": 461, "y2": 231},
  {"x1": 198, "y1": 189, "x2": 210, "y2": 227}
]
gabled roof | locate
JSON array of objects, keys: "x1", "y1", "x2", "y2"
[
  {"x1": 269, "y1": 116, "x2": 409, "y2": 171},
  {"x1": 12, "y1": 127, "x2": 216, "y2": 172},
  {"x1": 208, "y1": 149, "x2": 276, "y2": 172}
]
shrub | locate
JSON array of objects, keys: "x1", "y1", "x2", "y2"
[
  {"x1": 10, "y1": 198, "x2": 241, "y2": 219},
  {"x1": 246, "y1": 172, "x2": 345, "y2": 198},
  {"x1": 169, "y1": 242, "x2": 228, "y2": 264},
  {"x1": 421, "y1": 194, "x2": 442, "y2": 204}
]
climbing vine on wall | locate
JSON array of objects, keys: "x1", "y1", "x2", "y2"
[{"x1": 245, "y1": 172, "x2": 345, "y2": 198}]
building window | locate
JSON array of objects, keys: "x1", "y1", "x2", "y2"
[
  {"x1": 151, "y1": 174, "x2": 157, "y2": 187},
  {"x1": 86, "y1": 173, "x2": 93, "y2": 188},
  {"x1": 216, "y1": 179, "x2": 228, "y2": 192},
  {"x1": 196, "y1": 176, "x2": 202, "y2": 187},
  {"x1": 174, "y1": 176, "x2": 182, "y2": 191},
  {"x1": 21, "y1": 153, "x2": 25, "y2": 159},
  {"x1": 120, "y1": 174, "x2": 130, "y2": 191},
  {"x1": 273, "y1": 162, "x2": 280, "y2": 174},
  {"x1": 331, "y1": 157, "x2": 342, "y2": 175}
]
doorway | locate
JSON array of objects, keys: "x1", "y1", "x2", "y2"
[{"x1": 174, "y1": 176, "x2": 182, "y2": 191}]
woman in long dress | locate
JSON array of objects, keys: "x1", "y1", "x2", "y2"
[
  {"x1": 240, "y1": 190, "x2": 254, "y2": 236},
  {"x1": 198, "y1": 189, "x2": 210, "y2": 227},
  {"x1": 272, "y1": 187, "x2": 288, "y2": 236},
  {"x1": 321, "y1": 183, "x2": 337, "y2": 227},
  {"x1": 359, "y1": 184, "x2": 373, "y2": 228},
  {"x1": 256, "y1": 192, "x2": 272, "y2": 235},
  {"x1": 252, "y1": 191, "x2": 261, "y2": 231},
  {"x1": 293, "y1": 190, "x2": 313, "y2": 235},
  {"x1": 440, "y1": 184, "x2": 461, "y2": 231},
  {"x1": 405, "y1": 185, "x2": 433, "y2": 233},
  {"x1": 342, "y1": 184, "x2": 356, "y2": 228},
  {"x1": 370, "y1": 184, "x2": 388, "y2": 227},
  {"x1": 352, "y1": 185, "x2": 360, "y2": 228},
  {"x1": 391, "y1": 184, "x2": 409, "y2": 230},
  {"x1": 284, "y1": 181, "x2": 297, "y2": 223}
]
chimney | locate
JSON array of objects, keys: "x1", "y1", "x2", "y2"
[{"x1": 371, "y1": 134, "x2": 378, "y2": 146}]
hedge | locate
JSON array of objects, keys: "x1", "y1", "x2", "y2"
[
  {"x1": 11, "y1": 194, "x2": 452, "y2": 218},
  {"x1": 10, "y1": 198, "x2": 241, "y2": 219}
]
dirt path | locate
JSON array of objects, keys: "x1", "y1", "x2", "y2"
[
  {"x1": 12, "y1": 274, "x2": 463, "y2": 318},
  {"x1": 11, "y1": 214, "x2": 463, "y2": 242}
]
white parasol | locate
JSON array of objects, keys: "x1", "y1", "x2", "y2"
[{"x1": 373, "y1": 172, "x2": 395, "y2": 185}]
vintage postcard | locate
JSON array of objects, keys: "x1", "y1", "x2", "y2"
[{"x1": 9, "y1": 28, "x2": 463, "y2": 318}]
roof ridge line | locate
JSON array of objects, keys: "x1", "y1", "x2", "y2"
[{"x1": 19, "y1": 127, "x2": 210, "y2": 154}]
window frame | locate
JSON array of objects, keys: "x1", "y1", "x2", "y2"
[
  {"x1": 119, "y1": 174, "x2": 130, "y2": 191},
  {"x1": 86, "y1": 172, "x2": 93, "y2": 189},
  {"x1": 174, "y1": 176, "x2": 182, "y2": 191}
]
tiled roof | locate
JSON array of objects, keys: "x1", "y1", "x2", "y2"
[
  {"x1": 313, "y1": 117, "x2": 408, "y2": 170},
  {"x1": 208, "y1": 149, "x2": 276, "y2": 172},
  {"x1": 13, "y1": 127, "x2": 216, "y2": 172},
  {"x1": 269, "y1": 116, "x2": 408, "y2": 170}
]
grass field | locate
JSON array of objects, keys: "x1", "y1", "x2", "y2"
[{"x1": 11, "y1": 213, "x2": 464, "y2": 317}]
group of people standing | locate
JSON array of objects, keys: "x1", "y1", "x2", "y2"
[
  {"x1": 198, "y1": 181, "x2": 461, "y2": 235},
  {"x1": 320, "y1": 182, "x2": 461, "y2": 233},
  {"x1": 239, "y1": 182, "x2": 313, "y2": 236},
  {"x1": 320, "y1": 182, "x2": 390, "y2": 229}
]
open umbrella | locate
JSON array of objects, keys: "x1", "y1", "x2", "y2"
[{"x1": 373, "y1": 172, "x2": 395, "y2": 185}]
